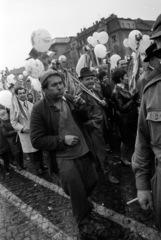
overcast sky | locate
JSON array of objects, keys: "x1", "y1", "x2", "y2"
[{"x1": 0, "y1": 0, "x2": 160, "y2": 70}]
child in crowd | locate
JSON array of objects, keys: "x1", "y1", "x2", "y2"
[{"x1": 0, "y1": 109, "x2": 26, "y2": 171}]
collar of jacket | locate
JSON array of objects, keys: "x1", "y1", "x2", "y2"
[{"x1": 45, "y1": 95, "x2": 66, "y2": 107}]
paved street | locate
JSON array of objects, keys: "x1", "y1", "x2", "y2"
[{"x1": 0, "y1": 149, "x2": 160, "y2": 240}]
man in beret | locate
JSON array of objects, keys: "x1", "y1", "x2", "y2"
[
  {"x1": 30, "y1": 70, "x2": 105, "y2": 237},
  {"x1": 132, "y1": 14, "x2": 161, "y2": 231}
]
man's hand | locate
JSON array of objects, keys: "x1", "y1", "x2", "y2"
[
  {"x1": 137, "y1": 190, "x2": 153, "y2": 210},
  {"x1": 100, "y1": 100, "x2": 107, "y2": 107},
  {"x1": 74, "y1": 95, "x2": 86, "y2": 106},
  {"x1": 22, "y1": 127, "x2": 29, "y2": 133},
  {"x1": 64, "y1": 135, "x2": 80, "y2": 146}
]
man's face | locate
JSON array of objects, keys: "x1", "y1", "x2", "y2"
[
  {"x1": 102, "y1": 75, "x2": 109, "y2": 85},
  {"x1": 121, "y1": 73, "x2": 128, "y2": 85},
  {"x1": 118, "y1": 60, "x2": 127, "y2": 70},
  {"x1": 17, "y1": 89, "x2": 27, "y2": 102},
  {"x1": 28, "y1": 95, "x2": 33, "y2": 102},
  {"x1": 81, "y1": 76, "x2": 94, "y2": 90},
  {"x1": 44, "y1": 75, "x2": 64, "y2": 100}
]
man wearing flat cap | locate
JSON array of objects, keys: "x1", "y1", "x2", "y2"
[
  {"x1": 30, "y1": 69, "x2": 106, "y2": 237},
  {"x1": 132, "y1": 14, "x2": 161, "y2": 231},
  {"x1": 79, "y1": 67, "x2": 119, "y2": 184}
]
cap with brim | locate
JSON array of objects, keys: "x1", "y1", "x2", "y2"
[
  {"x1": 40, "y1": 70, "x2": 62, "y2": 85},
  {"x1": 150, "y1": 25, "x2": 161, "y2": 39},
  {"x1": 79, "y1": 67, "x2": 95, "y2": 79}
]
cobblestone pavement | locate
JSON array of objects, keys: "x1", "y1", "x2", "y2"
[
  {"x1": 0, "y1": 146, "x2": 160, "y2": 240},
  {"x1": 0, "y1": 194, "x2": 57, "y2": 240}
]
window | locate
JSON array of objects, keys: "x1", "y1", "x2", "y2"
[
  {"x1": 127, "y1": 23, "x2": 131, "y2": 28},
  {"x1": 112, "y1": 35, "x2": 117, "y2": 43},
  {"x1": 122, "y1": 23, "x2": 124, "y2": 27},
  {"x1": 113, "y1": 45, "x2": 119, "y2": 54}
]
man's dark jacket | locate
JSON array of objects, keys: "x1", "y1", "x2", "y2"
[{"x1": 30, "y1": 94, "x2": 96, "y2": 175}]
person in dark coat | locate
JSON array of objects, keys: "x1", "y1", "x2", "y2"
[
  {"x1": 30, "y1": 69, "x2": 105, "y2": 237},
  {"x1": 0, "y1": 108, "x2": 25, "y2": 171},
  {"x1": 79, "y1": 67, "x2": 119, "y2": 184},
  {"x1": 112, "y1": 68, "x2": 138, "y2": 166},
  {"x1": 0, "y1": 121, "x2": 14, "y2": 173}
]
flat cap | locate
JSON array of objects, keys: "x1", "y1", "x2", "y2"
[
  {"x1": 40, "y1": 69, "x2": 63, "y2": 85},
  {"x1": 150, "y1": 14, "x2": 161, "y2": 39}
]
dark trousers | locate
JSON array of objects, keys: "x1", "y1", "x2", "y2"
[
  {"x1": 57, "y1": 153, "x2": 98, "y2": 226},
  {"x1": 151, "y1": 164, "x2": 161, "y2": 231},
  {"x1": 28, "y1": 151, "x2": 44, "y2": 170},
  {"x1": 1, "y1": 152, "x2": 10, "y2": 169},
  {"x1": 14, "y1": 150, "x2": 24, "y2": 167},
  {"x1": 90, "y1": 128, "x2": 110, "y2": 171}
]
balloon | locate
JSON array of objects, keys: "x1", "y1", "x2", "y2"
[
  {"x1": 123, "y1": 39, "x2": 129, "y2": 48},
  {"x1": 128, "y1": 30, "x2": 143, "y2": 51},
  {"x1": 131, "y1": 52, "x2": 136, "y2": 60},
  {"x1": 110, "y1": 54, "x2": 121, "y2": 69},
  {"x1": 76, "y1": 55, "x2": 86, "y2": 76},
  {"x1": 94, "y1": 44, "x2": 107, "y2": 58},
  {"x1": 19, "y1": 74, "x2": 23, "y2": 80},
  {"x1": 93, "y1": 32, "x2": 99, "y2": 39},
  {"x1": 31, "y1": 29, "x2": 52, "y2": 53},
  {"x1": 30, "y1": 77, "x2": 41, "y2": 92},
  {"x1": 139, "y1": 35, "x2": 151, "y2": 53},
  {"x1": 87, "y1": 36, "x2": 93, "y2": 44},
  {"x1": 0, "y1": 90, "x2": 12, "y2": 108},
  {"x1": 59, "y1": 55, "x2": 67, "y2": 62},
  {"x1": 7, "y1": 74, "x2": 16, "y2": 84},
  {"x1": 23, "y1": 71, "x2": 28, "y2": 77},
  {"x1": 98, "y1": 31, "x2": 109, "y2": 44},
  {"x1": 91, "y1": 38, "x2": 98, "y2": 47},
  {"x1": 25, "y1": 59, "x2": 44, "y2": 79}
]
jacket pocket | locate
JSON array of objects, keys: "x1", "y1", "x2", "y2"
[{"x1": 147, "y1": 111, "x2": 161, "y2": 145}]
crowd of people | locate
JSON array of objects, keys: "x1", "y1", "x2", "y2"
[{"x1": 0, "y1": 13, "x2": 161, "y2": 238}]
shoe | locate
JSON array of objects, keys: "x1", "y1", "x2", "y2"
[
  {"x1": 87, "y1": 200, "x2": 94, "y2": 213},
  {"x1": 120, "y1": 159, "x2": 131, "y2": 166},
  {"x1": 6, "y1": 166, "x2": 14, "y2": 173},
  {"x1": 21, "y1": 165, "x2": 27, "y2": 170},
  {"x1": 37, "y1": 168, "x2": 43, "y2": 175},
  {"x1": 106, "y1": 172, "x2": 120, "y2": 184},
  {"x1": 79, "y1": 220, "x2": 105, "y2": 237},
  {"x1": 41, "y1": 165, "x2": 48, "y2": 171},
  {"x1": 106, "y1": 149, "x2": 113, "y2": 153}
]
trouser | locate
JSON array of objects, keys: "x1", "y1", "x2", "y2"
[
  {"x1": 14, "y1": 149, "x2": 24, "y2": 167},
  {"x1": 1, "y1": 152, "x2": 10, "y2": 169},
  {"x1": 28, "y1": 151, "x2": 44, "y2": 171},
  {"x1": 56, "y1": 153, "x2": 98, "y2": 226},
  {"x1": 151, "y1": 161, "x2": 161, "y2": 231},
  {"x1": 90, "y1": 128, "x2": 110, "y2": 171}
]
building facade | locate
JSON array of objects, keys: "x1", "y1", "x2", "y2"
[{"x1": 51, "y1": 14, "x2": 154, "y2": 68}]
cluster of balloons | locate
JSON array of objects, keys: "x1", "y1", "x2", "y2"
[
  {"x1": 110, "y1": 54, "x2": 121, "y2": 69},
  {"x1": 7, "y1": 74, "x2": 16, "y2": 85},
  {"x1": 31, "y1": 29, "x2": 52, "y2": 53},
  {"x1": 123, "y1": 30, "x2": 152, "y2": 53},
  {"x1": 58, "y1": 55, "x2": 67, "y2": 63},
  {"x1": 87, "y1": 31, "x2": 109, "y2": 59}
]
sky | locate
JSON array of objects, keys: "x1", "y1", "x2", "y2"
[{"x1": 0, "y1": 0, "x2": 160, "y2": 70}]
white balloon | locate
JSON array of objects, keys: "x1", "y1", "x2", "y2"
[
  {"x1": 76, "y1": 55, "x2": 86, "y2": 76},
  {"x1": 98, "y1": 31, "x2": 109, "y2": 44},
  {"x1": 87, "y1": 36, "x2": 93, "y2": 44},
  {"x1": 123, "y1": 39, "x2": 129, "y2": 48},
  {"x1": 25, "y1": 59, "x2": 44, "y2": 79},
  {"x1": 0, "y1": 90, "x2": 12, "y2": 108},
  {"x1": 139, "y1": 35, "x2": 151, "y2": 53},
  {"x1": 59, "y1": 55, "x2": 67, "y2": 62},
  {"x1": 91, "y1": 38, "x2": 98, "y2": 47},
  {"x1": 131, "y1": 52, "x2": 136, "y2": 60},
  {"x1": 23, "y1": 70, "x2": 28, "y2": 77},
  {"x1": 128, "y1": 30, "x2": 143, "y2": 51},
  {"x1": 18, "y1": 74, "x2": 23, "y2": 80},
  {"x1": 110, "y1": 54, "x2": 121, "y2": 69},
  {"x1": 94, "y1": 44, "x2": 107, "y2": 58},
  {"x1": 30, "y1": 78, "x2": 41, "y2": 92},
  {"x1": 31, "y1": 29, "x2": 52, "y2": 53},
  {"x1": 7, "y1": 74, "x2": 16, "y2": 84},
  {"x1": 93, "y1": 32, "x2": 99, "y2": 39}
]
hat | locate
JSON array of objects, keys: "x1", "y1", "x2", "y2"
[
  {"x1": 40, "y1": 69, "x2": 63, "y2": 85},
  {"x1": 144, "y1": 43, "x2": 157, "y2": 62},
  {"x1": 0, "y1": 109, "x2": 7, "y2": 116},
  {"x1": 79, "y1": 67, "x2": 95, "y2": 79},
  {"x1": 150, "y1": 14, "x2": 161, "y2": 40}
]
